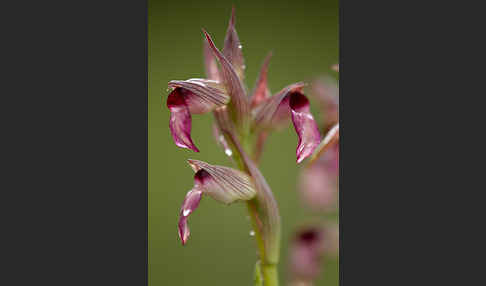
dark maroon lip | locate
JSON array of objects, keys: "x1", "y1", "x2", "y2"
[
  {"x1": 194, "y1": 169, "x2": 211, "y2": 182},
  {"x1": 298, "y1": 228, "x2": 321, "y2": 243},
  {"x1": 166, "y1": 87, "x2": 186, "y2": 108},
  {"x1": 289, "y1": 92, "x2": 309, "y2": 110}
]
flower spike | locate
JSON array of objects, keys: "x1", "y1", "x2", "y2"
[
  {"x1": 223, "y1": 7, "x2": 245, "y2": 80},
  {"x1": 177, "y1": 160, "x2": 257, "y2": 245},
  {"x1": 167, "y1": 79, "x2": 230, "y2": 152}
]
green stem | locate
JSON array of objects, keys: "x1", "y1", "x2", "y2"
[{"x1": 214, "y1": 110, "x2": 280, "y2": 286}]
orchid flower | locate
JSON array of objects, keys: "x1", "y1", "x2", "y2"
[
  {"x1": 288, "y1": 224, "x2": 339, "y2": 285},
  {"x1": 165, "y1": 7, "x2": 322, "y2": 286},
  {"x1": 167, "y1": 8, "x2": 321, "y2": 163}
]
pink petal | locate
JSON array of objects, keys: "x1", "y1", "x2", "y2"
[
  {"x1": 290, "y1": 92, "x2": 321, "y2": 163},
  {"x1": 252, "y1": 82, "x2": 305, "y2": 127},
  {"x1": 250, "y1": 52, "x2": 272, "y2": 108},
  {"x1": 178, "y1": 189, "x2": 203, "y2": 245},
  {"x1": 223, "y1": 7, "x2": 245, "y2": 80},
  {"x1": 168, "y1": 79, "x2": 229, "y2": 114},
  {"x1": 203, "y1": 29, "x2": 250, "y2": 126},
  {"x1": 166, "y1": 79, "x2": 229, "y2": 152},
  {"x1": 203, "y1": 39, "x2": 220, "y2": 81},
  {"x1": 188, "y1": 160, "x2": 256, "y2": 204},
  {"x1": 167, "y1": 88, "x2": 199, "y2": 152}
]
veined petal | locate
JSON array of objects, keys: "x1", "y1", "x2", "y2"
[
  {"x1": 252, "y1": 83, "x2": 320, "y2": 163},
  {"x1": 290, "y1": 92, "x2": 321, "y2": 163},
  {"x1": 203, "y1": 30, "x2": 250, "y2": 127},
  {"x1": 167, "y1": 80, "x2": 229, "y2": 152},
  {"x1": 188, "y1": 159, "x2": 256, "y2": 204},
  {"x1": 178, "y1": 189, "x2": 203, "y2": 245},
  {"x1": 167, "y1": 88, "x2": 199, "y2": 152},
  {"x1": 203, "y1": 39, "x2": 220, "y2": 81},
  {"x1": 250, "y1": 52, "x2": 272, "y2": 108},
  {"x1": 223, "y1": 7, "x2": 245, "y2": 80},
  {"x1": 168, "y1": 79, "x2": 229, "y2": 114}
]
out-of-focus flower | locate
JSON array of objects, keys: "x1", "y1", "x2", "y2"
[
  {"x1": 289, "y1": 227, "x2": 326, "y2": 284},
  {"x1": 167, "y1": 9, "x2": 321, "y2": 163},
  {"x1": 178, "y1": 159, "x2": 257, "y2": 245},
  {"x1": 310, "y1": 76, "x2": 339, "y2": 132},
  {"x1": 288, "y1": 224, "x2": 339, "y2": 285}
]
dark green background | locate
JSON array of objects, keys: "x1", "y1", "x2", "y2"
[{"x1": 149, "y1": 0, "x2": 338, "y2": 285}]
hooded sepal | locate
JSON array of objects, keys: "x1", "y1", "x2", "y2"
[
  {"x1": 187, "y1": 159, "x2": 256, "y2": 204},
  {"x1": 203, "y1": 29, "x2": 250, "y2": 129},
  {"x1": 223, "y1": 7, "x2": 245, "y2": 80},
  {"x1": 167, "y1": 79, "x2": 229, "y2": 152},
  {"x1": 203, "y1": 39, "x2": 220, "y2": 81}
]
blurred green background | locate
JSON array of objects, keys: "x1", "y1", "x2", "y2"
[{"x1": 148, "y1": 0, "x2": 338, "y2": 285}]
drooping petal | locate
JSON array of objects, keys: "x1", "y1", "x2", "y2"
[
  {"x1": 223, "y1": 7, "x2": 245, "y2": 80},
  {"x1": 203, "y1": 30, "x2": 250, "y2": 127},
  {"x1": 203, "y1": 39, "x2": 220, "y2": 81},
  {"x1": 187, "y1": 159, "x2": 256, "y2": 204},
  {"x1": 290, "y1": 92, "x2": 322, "y2": 163},
  {"x1": 167, "y1": 88, "x2": 199, "y2": 152},
  {"x1": 168, "y1": 79, "x2": 229, "y2": 114},
  {"x1": 167, "y1": 80, "x2": 229, "y2": 152},
  {"x1": 178, "y1": 189, "x2": 203, "y2": 245},
  {"x1": 250, "y1": 52, "x2": 272, "y2": 108}
]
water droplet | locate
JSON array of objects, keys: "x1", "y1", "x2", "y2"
[
  {"x1": 238, "y1": 44, "x2": 242, "y2": 49},
  {"x1": 225, "y1": 148, "x2": 233, "y2": 156},
  {"x1": 249, "y1": 230, "x2": 255, "y2": 236},
  {"x1": 183, "y1": 209, "x2": 190, "y2": 217}
]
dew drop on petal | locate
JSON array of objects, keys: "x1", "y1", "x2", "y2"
[
  {"x1": 225, "y1": 148, "x2": 233, "y2": 156},
  {"x1": 238, "y1": 44, "x2": 242, "y2": 49},
  {"x1": 183, "y1": 209, "x2": 191, "y2": 217},
  {"x1": 249, "y1": 230, "x2": 255, "y2": 236}
]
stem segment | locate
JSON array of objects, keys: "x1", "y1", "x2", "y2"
[{"x1": 214, "y1": 109, "x2": 281, "y2": 286}]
